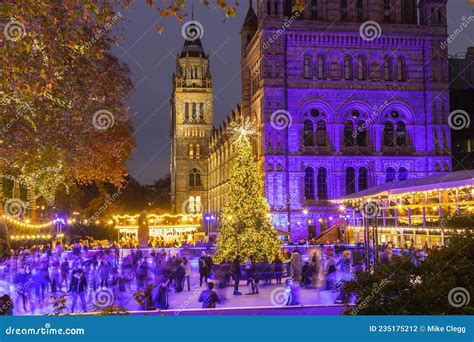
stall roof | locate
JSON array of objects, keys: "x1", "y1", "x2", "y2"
[{"x1": 336, "y1": 170, "x2": 474, "y2": 201}]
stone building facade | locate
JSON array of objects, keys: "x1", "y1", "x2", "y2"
[{"x1": 171, "y1": 0, "x2": 452, "y2": 241}]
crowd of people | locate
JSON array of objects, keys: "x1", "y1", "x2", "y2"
[
  {"x1": 118, "y1": 236, "x2": 212, "y2": 249},
  {"x1": 0, "y1": 240, "x2": 374, "y2": 315}
]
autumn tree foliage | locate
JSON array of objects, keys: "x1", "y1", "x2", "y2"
[{"x1": 1, "y1": 1, "x2": 134, "y2": 215}]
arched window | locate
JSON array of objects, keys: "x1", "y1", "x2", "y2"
[
  {"x1": 303, "y1": 120, "x2": 314, "y2": 146},
  {"x1": 196, "y1": 144, "x2": 201, "y2": 159},
  {"x1": 397, "y1": 56, "x2": 406, "y2": 81},
  {"x1": 357, "y1": 56, "x2": 366, "y2": 80},
  {"x1": 398, "y1": 167, "x2": 408, "y2": 182},
  {"x1": 341, "y1": 0, "x2": 348, "y2": 20},
  {"x1": 317, "y1": 55, "x2": 326, "y2": 79},
  {"x1": 316, "y1": 120, "x2": 327, "y2": 146},
  {"x1": 345, "y1": 167, "x2": 356, "y2": 195},
  {"x1": 396, "y1": 121, "x2": 407, "y2": 147},
  {"x1": 317, "y1": 167, "x2": 328, "y2": 200},
  {"x1": 383, "y1": 122, "x2": 394, "y2": 147},
  {"x1": 192, "y1": 102, "x2": 197, "y2": 119},
  {"x1": 189, "y1": 144, "x2": 194, "y2": 159},
  {"x1": 344, "y1": 121, "x2": 354, "y2": 147},
  {"x1": 199, "y1": 103, "x2": 205, "y2": 119},
  {"x1": 184, "y1": 103, "x2": 189, "y2": 120},
  {"x1": 304, "y1": 167, "x2": 315, "y2": 200},
  {"x1": 285, "y1": 0, "x2": 293, "y2": 16},
  {"x1": 189, "y1": 168, "x2": 201, "y2": 187},
  {"x1": 386, "y1": 167, "x2": 396, "y2": 183},
  {"x1": 356, "y1": 121, "x2": 367, "y2": 146},
  {"x1": 358, "y1": 167, "x2": 368, "y2": 191},
  {"x1": 383, "y1": 0, "x2": 391, "y2": 22},
  {"x1": 304, "y1": 54, "x2": 312, "y2": 79},
  {"x1": 383, "y1": 56, "x2": 393, "y2": 81},
  {"x1": 357, "y1": 0, "x2": 364, "y2": 21},
  {"x1": 188, "y1": 196, "x2": 195, "y2": 213},
  {"x1": 344, "y1": 55, "x2": 353, "y2": 80},
  {"x1": 195, "y1": 196, "x2": 202, "y2": 213},
  {"x1": 311, "y1": 0, "x2": 318, "y2": 18}
]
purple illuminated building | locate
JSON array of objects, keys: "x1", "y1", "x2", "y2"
[{"x1": 171, "y1": 0, "x2": 452, "y2": 241}]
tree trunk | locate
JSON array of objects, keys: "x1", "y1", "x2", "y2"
[{"x1": 27, "y1": 183, "x2": 37, "y2": 222}]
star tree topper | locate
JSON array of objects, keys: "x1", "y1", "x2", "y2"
[{"x1": 230, "y1": 116, "x2": 258, "y2": 144}]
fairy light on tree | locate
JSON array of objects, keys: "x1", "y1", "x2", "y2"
[{"x1": 213, "y1": 117, "x2": 282, "y2": 263}]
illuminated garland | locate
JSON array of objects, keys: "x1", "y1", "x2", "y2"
[
  {"x1": 11, "y1": 234, "x2": 53, "y2": 240},
  {"x1": 112, "y1": 213, "x2": 202, "y2": 220},
  {"x1": 1, "y1": 215, "x2": 55, "y2": 229}
]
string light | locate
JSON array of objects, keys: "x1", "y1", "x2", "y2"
[
  {"x1": 2, "y1": 215, "x2": 55, "y2": 229},
  {"x1": 10, "y1": 234, "x2": 52, "y2": 240}
]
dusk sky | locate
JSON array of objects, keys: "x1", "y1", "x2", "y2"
[{"x1": 111, "y1": 1, "x2": 474, "y2": 185}]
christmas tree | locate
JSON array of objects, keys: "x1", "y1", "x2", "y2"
[{"x1": 213, "y1": 118, "x2": 282, "y2": 263}]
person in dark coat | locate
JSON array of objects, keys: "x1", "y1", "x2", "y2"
[
  {"x1": 198, "y1": 282, "x2": 220, "y2": 308},
  {"x1": 231, "y1": 256, "x2": 242, "y2": 295},
  {"x1": 301, "y1": 261, "x2": 312, "y2": 288},
  {"x1": 174, "y1": 261, "x2": 185, "y2": 293},
  {"x1": 60, "y1": 258, "x2": 70, "y2": 291},
  {"x1": 273, "y1": 256, "x2": 283, "y2": 285},
  {"x1": 136, "y1": 259, "x2": 148, "y2": 290},
  {"x1": 198, "y1": 252, "x2": 210, "y2": 287},
  {"x1": 14, "y1": 265, "x2": 32, "y2": 312},
  {"x1": 69, "y1": 269, "x2": 87, "y2": 313},
  {"x1": 153, "y1": 283, "x2": 169, "y2": 309}
]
